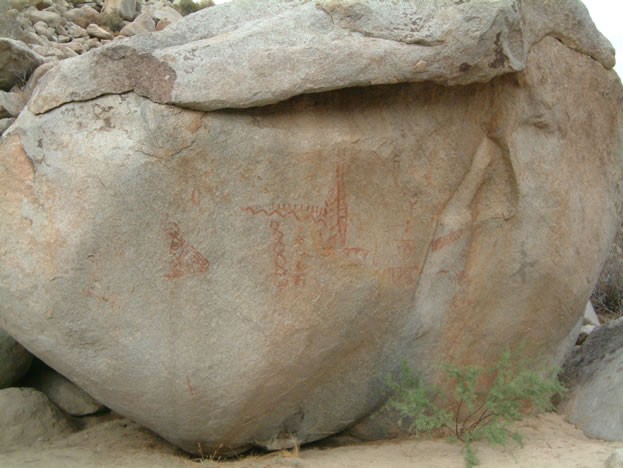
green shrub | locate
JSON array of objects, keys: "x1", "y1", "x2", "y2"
[
  {"x1": 385, "y1": 362, "x2": 452, "y2": 436},
  {"x1": 174, "y1": 0, "x2": 214, "y2": 16},
  {"x1": 102, "y1": 11, "x2": 124, "y2": 33},
  {"x1": 385, "y1": 347, "x2": 566, "y2": 468}
]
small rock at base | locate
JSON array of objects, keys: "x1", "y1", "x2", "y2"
[
  {"x1": 25, "y1": 361, "x2": 106, "y2": 416},
  {"x1": 0, "y1": 90, "x2": 25, "y2": 118},
  {"x1": 606, "y1": 448, "x2": 623, "y2": 468},
  {"x1": 0, "y1": 387, "x2": 76, "y2": 449},
  {"x1": 34, "y1": 21, "x2": 51, "y2": 38},
  {"x1": 0, "y1": 117, "x2": 16, "y2": 135},
  {"x1": 86, "y1": 23, "x2": 113, "y2": 40},
  {"x1": 584, "y1": 301, "x2": 600, "y2": 326},
  {"x1": 69, "y1": 23, "x2": 88, "y2": 39},
  {"x1": 119, "y1": 11, "x2": 154, "y2": 37},
  {"x1": 86, "y1": 37, "x2": 101, "y2": 49}
]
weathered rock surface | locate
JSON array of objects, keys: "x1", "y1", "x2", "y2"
[
  {"x1": 0, "y1": 38, "x2": 46, "y2": 91},
  {"x1": 1, "y1": 0, "x2": 622, "y2": 457},
  {"x1": 0, "y1": 388, "x2": 76, "y2": 449},
  {"x1": 0, "y1": 328, "x2": 32, "y2": 388},
  {"x1": 559, "y1": 318, "x2": 623, "y2": 441},
  {"x1": 26, "y1": 362, "x2": 106, "y2": 416}
]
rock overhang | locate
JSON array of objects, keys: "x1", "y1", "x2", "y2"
[{"x1": 27, "y1": 0, "x2": 616, "y2": 115}]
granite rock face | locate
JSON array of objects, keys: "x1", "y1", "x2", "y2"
[{"x1": 1, "y1": 0, "x2": 623, "y2": 456}]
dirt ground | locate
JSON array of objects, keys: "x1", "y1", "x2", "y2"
[{"x1": 0, "y1": 412, "x2": 619, "y2": 468}]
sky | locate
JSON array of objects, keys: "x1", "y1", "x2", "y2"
[
  {"x1": 584, "y1": 0, "x2": 622, "y2": 76},
  {"x1": 211, "y1": 0, "x2": 621, "y2": 76}
]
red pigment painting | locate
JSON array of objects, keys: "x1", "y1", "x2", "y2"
[{"x1": 165, "y1": 222, "x2": 209, "y2": 279}]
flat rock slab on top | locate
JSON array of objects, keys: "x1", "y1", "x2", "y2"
[
  {"x1": 29, "y1": 0, "x2": 614, "y2": 114},
  {"x1": 1, "y1": 0, "x2": 622, "y2": 458}
]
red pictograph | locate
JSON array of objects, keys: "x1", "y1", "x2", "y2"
[
  {"x1": 241, "y1": 162, "x2": 422, "y2": 290},
  {"x1": 269, "y1": 220, "x2": 288, "y2": 291},
  {"x1": 431, "y1": 229, "x2": 464, "y2": 252},
  {"x1": 165, "y1": 222, "x2": 209, "y2": 279}
]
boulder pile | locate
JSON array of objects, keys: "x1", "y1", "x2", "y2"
[
  {"x1": 0, "y1": 0, "x2": 189, "y2": 135},
  {"x1": 1, "y1": 0, "x2": 622, "y2": 457}
]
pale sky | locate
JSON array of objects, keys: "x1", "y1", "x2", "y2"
[
  {"x1": 211, "y1": 0, "x2": 621, "y2": 76},
  {"x1": 584, "y1": 0, "x2": 622, "y2": 76}
]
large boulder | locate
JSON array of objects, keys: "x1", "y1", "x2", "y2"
[
  {"x1": 559, "y1": 318, "x2": 623, "y2": 441},
  {"x1": 1, "y1": 0, "x2": 622, "y2": 456}
]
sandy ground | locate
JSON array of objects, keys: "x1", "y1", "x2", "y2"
[{"x1": 0, "y1": 412, "x2": 619, "y2": 468}]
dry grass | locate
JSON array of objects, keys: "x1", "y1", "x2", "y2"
[{"x1": 592, "y1": 227, "x2": 623, "y2": 323}]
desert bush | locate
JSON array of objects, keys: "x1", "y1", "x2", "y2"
[
  {"x1": 102, "y1": 11, "x2": 124, "y2": 33},
  {"x1": 385, "y1": 348, "x2": 566, "y2": 468},
  {"x1": 385, "y1": 362, "x2": 452, "y2": 436},
  {"x1": 592, "y1": 228, "x2": 623, "y2": 322},
  {"x1": 174, "y1": 0, "x2": 213, "y2": 16}
]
